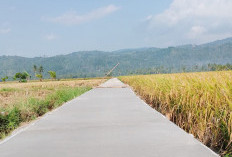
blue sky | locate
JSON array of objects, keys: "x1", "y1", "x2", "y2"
[{"x1": 1, "y1": 0, "x2": 232, "y2": 57}]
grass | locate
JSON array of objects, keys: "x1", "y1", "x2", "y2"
[
  {"x1": 0, "y1": 78, "x2": 105, "y2": 139},
  {"x1": 0, "y1": 88, "x2": 19, "y2": 92},
  {"x1": 119, "y1": 71, "x2": 232, "y2": 156}
]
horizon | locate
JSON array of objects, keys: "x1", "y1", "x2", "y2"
[
  {"x1": 0, "y1": 36, "x2": 231, "y2": 58},
  {"x1": 1, "y1": 0, "x2": 232, "y2": 57}
]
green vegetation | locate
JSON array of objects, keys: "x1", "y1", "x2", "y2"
[
  {"x1": 35, "y1": 74, "x2": 43, "y2": 81},
  {"x1": 0, "y1": 78, "x2": 105, "y2": 139},
  {"x1": 1, "y1": 37, "x2": 232, "y2": 78},
  {"x1": 34, "y1": 65, "x2": 44, "y2": 81},
  {"x1": 0, "y1": 87, "x2": 90, "y2": 139},
  {"x1": 119, "y1": 71, "x2": 232, "y2": 156},
  {"x1": 14, "y1": 72, "x2": 29, "y2": 82},
  {"x1": 33, "y1": 65, "x2": 37, "y2": 76},
  {"x1": 127, "y1": 63, "x2": 232, "y2": 75},
  {"x1": 0, "y1": 64, "x2": 57, "y2": 83},
  {"x1": 1, "y1": 76, "x2": 8, "y2": 82},
  {"x1": 208, "y1": 63, "x2": 232, "y2": 71},
  {"x1": 0, "y1": 88, "x2": 18, "y2": 92},
  {"x1": 48, "y1": 71, "x2": 56, "y2": 80}
]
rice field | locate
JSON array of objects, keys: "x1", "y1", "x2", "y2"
[
  {"x1": 0, "y1": 78, "x2": 106, "y2": 139},
  {"x1": 119, "y1": 71, "x2": 232, "y2": 156},
  {"x1": 0, "y1": 79, "x2": 105, "y2": 108}
]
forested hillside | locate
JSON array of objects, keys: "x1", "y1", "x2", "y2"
[{"x1": 1, "y1": 37, "x2": 232, "y2": 78}]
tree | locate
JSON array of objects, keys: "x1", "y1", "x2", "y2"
[
  {"x1": 33, "y1": 65, "x2": 37, "y2": 78},
  {"x1": 15, "y1": 73, "x2": 22, "y2": 82},
  {"x1": 36, "y1": 74, "x2": 43, "y2": 82},
  {"x1": 15, "y1": 72, "x2": 29, "y2": 82},
  {"x1": 38, "y1": 66, "x2": 44, "y2": 74},
  {"x1": 33, "y1": 65, "x2": 37, "y2": 73},
  {"x1": 23, "y1": 71, "x2": 30, "y2": 80},
  {"x1": 48, "y1": 71, "x2": 56, "y2": 80},
  {"x1": 37, "y1": 65, "x2": 44, "y2": 81},
  {"x1": 1, "y1": 76, "x2": 8, "y2": 82}
]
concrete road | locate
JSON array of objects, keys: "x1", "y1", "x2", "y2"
[{"x1": 0, "y1": 78, "x2": 218, "y2": 157}]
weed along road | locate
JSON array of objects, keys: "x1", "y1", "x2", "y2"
[{"x1": 0, "y1": 78, "x2": 218, "y2": 157}]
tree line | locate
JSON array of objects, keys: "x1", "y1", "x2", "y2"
[
  {"x1": 1, "y1": 63, "x2": 232, "y2": 82},
  {"x1": 124, "y1": 63, "x2": 232, "y2": 76},
  {"x1": 1, "y1": 65, "x2": 56, "y2": 83}
]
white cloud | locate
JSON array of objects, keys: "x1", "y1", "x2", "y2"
[
  {"x1": 145, "y1": 0, "x2": 232, "y2": 46},
  {"x1": 46, "y1": 5, "x2": 119, "y2": 25},
  {"x1": 45, "y1": 33, "x2": 57, "y2": 40},
  {"x1": 0, "y1": 28, "x2": 11, "y2": 34},
  {"x1": 145, "y1": 15, "x2": 153, "y2": 21},
  {"x1": 187, "y1": 26, "x2": 206, "y2": 38}
]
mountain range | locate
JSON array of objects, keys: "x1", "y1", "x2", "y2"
[{"x1": 1, "y1": 37, "x2": 232, "y2": 79}]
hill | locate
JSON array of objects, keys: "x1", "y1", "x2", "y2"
[{"x1": 1, "y1": 37, "x2": 232, "y2": 78}]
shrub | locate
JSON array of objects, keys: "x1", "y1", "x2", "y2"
[{"x1": 0, "y1": 87, "x2": 91, "y2": 139}]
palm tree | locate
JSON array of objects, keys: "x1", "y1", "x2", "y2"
[
  {"x1": 48, "y1": 71, "x2": 56, "y2": 80},
  {"x1": 38, "y1": 65, "x2": 44, "y2": 81},
  {"x1": 38, "y1": 65, "x2": 44, "y2": 74},
  {"x1": 33, "y1": 65, "x2": 37, "y2": 78}
]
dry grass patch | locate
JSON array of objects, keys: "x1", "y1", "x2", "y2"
[{"x1": 0, "y1": 79, "x2": 105, "y2": 108}]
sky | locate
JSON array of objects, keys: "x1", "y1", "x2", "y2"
[{"x1": 1, "y1": 0, "x2": 232, "y2": 57}]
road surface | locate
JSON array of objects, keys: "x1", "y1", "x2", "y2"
[{"x1": 0, "y1": 78, "x2": 218, "y2": 157}]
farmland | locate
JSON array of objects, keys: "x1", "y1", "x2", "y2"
[
  {"x1": 119, "y1": 71, "x2": 232, "y2": 155},
  {"x1": 0, "y1": 78, "x2": 106, "y2": 139}
]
